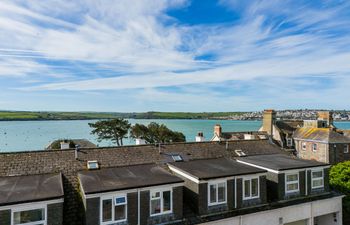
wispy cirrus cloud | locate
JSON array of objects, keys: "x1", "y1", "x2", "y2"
[{"x1": 1, "y1": 0, "x2": 350, "y2": 111}]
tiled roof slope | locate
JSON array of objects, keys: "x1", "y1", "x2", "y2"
[
  {"x1": 293, "y1": 127, "x2": 350, "y2": 143},
  {"x1": 0, "y1": 140, "x2": 283, "y2": 225}
]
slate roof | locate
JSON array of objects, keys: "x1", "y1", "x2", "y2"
[
  {"x1": 0, "y1": 140, "x2": 285, "y2": 225},
  {"x1": 46, "y1": 138, "x2": 97, "y2": 150},
  {"x1": 220, "y1": 131, "x2": 269, "y2": 141},
  {"x1": 168, "y1": 158, "x2": 266, "y2": 180},
  {"x1": 293, "y1": 127, "x2": 350, "y2": 143},
  {"x1": 0, "y1": 173, "x2": 63, "y2": 206},
  {"x1": 237, "y1": 154, "x2": 328, "y2": 171},
  {"x1": 275, "y1": 120, "x2": 303, "y2": 135},
  {"x1": 78, "y1": 164, "x2": 183, "y2": 195}
]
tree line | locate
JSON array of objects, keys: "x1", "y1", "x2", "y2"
[{"x1": 89, "y1": 118, "x2": 185, "y2": 146}]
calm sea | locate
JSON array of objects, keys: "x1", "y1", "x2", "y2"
[{"x1": 1, "y1": 119, "x2": 350, "y2": 152}]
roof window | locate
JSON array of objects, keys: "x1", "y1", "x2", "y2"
[
  {"x1": 235, "y1": 149, "x2": 246, "y2": 157},
  {"x1": 87, "y1": 160, "x2": 99, "y2": 170},
  {"x1": 171, "y1": 154, "x2": 183, "y2": 162}
]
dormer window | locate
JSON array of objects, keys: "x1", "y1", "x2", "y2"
[
  {"x1": 286, "y1": 138, "x2": 292, "y2": 147},
  {"x1": 285, "y1": 173, "x2": 299, "y2": 194},
  {"x1": 243, "y1": 177, "x2": 259, "y2": 200},
  {"x1": 208, "y1": 181, "x2": 227, "y2": 206},
  {"x1": 313, "y1": 143, "x2": 317, "y2": 152},
  {"x1": 101, "y1": 194, "x2": 127, "y2": 224},
  {"x1": 311, "y1": 170, "x2": 324, "y2": 189}
]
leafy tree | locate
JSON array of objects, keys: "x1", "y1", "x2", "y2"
[
  {"x1": 330, "y1": 161, "x2": 350, "y2": 224},
  {"x1": 89, "y1": 118, "x2": 131, "y2": 146},
  {"x1": 130, "y1": 122, "x2": 185, "y2": 144}
]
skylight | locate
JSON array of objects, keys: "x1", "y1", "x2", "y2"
[
  {"x1": 171, "y1": 154, "x2": 183, "y2": 162},
  {"x1": 87, "y1": 160, "x2": 99, "y2": 170},
  {"x1": 235, "y1": 150, "x2": 246, "y2": 157}
]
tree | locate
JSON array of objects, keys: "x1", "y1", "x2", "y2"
[
  {"x1": 130, "y1": 122, "x2": 185, "y2": 144},
  {"x1": 89, "y1": 118, "x2": 131, "y2": 146},
  {"x1": 330, "y1": 161, "x2": 350, "y2": 224}
]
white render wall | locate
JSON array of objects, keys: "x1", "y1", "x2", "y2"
[{"x1": 200, "y1": 196, "x2": 343, "y2": 225}]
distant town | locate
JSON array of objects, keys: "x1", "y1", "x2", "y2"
[{"x1": 1, "y1": 109, "x2": 350, "y2": 121}]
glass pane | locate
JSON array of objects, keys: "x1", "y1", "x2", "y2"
[
  {"x1": 151, "y1": 192, "x2": 160, "y2": 199},
  {"x1": 209, "y1": 184, "x2": 217, "y2": 203},
  {"x1": 287, "y1": 183, "x2": 298, "y2": 191},
  {"x1": 312, "y1": 171, "x2": 322, "y2": 178},
  {"x1": 251, "y1": 178, "x2": 259, "y2": 197},
  {"x1": 13, "y1": 209, "x2": 44, "y2": 224},
  {"x1": 313, "y1": 179, "x2": 323, "y2": 188},
  {"x1": 287, "y1": 174, "x2": 298, "y2": 182},
  {"x1": 115, "y1": 197, "x2": 126, "y2": 205},
  {"x1": 151, "y1": 199, "x2": 161, "y2": 215},
  {"x1": 244, "y1": 180, "x2": 250, "y2": 197},
  {"x1": 217, "y1": 183, "x2": 226, "y2": 202},
  {"x1": 114, "y1": 205, "x2": 126, "y2": 221},
  {"x1": 163, "y1": 191, "x2": 171, "y2": 212},
  {"x1": 102, "y1": 199, "x2": 112, "y2": 222}
]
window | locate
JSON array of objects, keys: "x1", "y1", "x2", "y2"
[
  {"x1": 150, "y1": 189, "x2": 172, "y2": 216},
  {"x1": 101, "y1": 195, "x2": 127, "y2": 224},
  {"x1": 171, "y1": 154, "x2": 183, "y2": 162},
  {"x1": 302, "y1": 142, "x2": 306, "y2": 150},
  {"x1": 87, "y1": 160, "x2": 99, "y2": 170},
  {"x1": 344, "y1": 145, "x2": 349, "y2": 154},
  {"x1": 311, "y1": 170, "x2": 324, "y2": 189},
  {"x1": 208, "y1": 181, "x2": 227, "y2": 206},
  {"x1": 313, "y1": 143, "x2": 317, "y2": 152},
  {"x1": 235, "y1": 150, "x2": 246, "y2": 156},
  {"x1": 286, "y1": 138, "x2": 292, "y2": 147},
  {"x1": 13, "y1": 208, "x2": 45, "y2": 225},
  {"x1": 243, "y1": 177, "x2": 259, "y2": 200},
  {"x1": 285, "y1": 173, "x2": 299, "y2": 193}
]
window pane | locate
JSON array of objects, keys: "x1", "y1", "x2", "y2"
[
  {"x1": 13, "y1": 209, "x2": 44, "y2": 224},
  {"x1": 217, "y1": 183, "x2": 226, "y2": 202},
  {"x1": 287, "y1": 183, "x2": 298, "y2": 191},
  {"x1": 114, "y1": 205, "x2": 126, "y2": 221},
  {"x1": 151, "y1": 192, "x2": 160, "y2": 199},
  {"x1": 287, "y1": 174, "x2": 298, "y2": 182},
  {"x1": 209, "y1": 184, "x2": 217, "y2": 203},
  {"x1": 251, "y1": 178, "x2": 259, "y2": 197},
  {"x1": 115, "y1": 197, "x2": 126, "y2": 205},
  {"x1": 102, "y1": 199, "x2": 112, "y2": 222},
  {"x1": 163, "y1": 191, "x2": 171, "y2": 212},
  {"x1": 244, "y1": 180, "x2": 250, "y2": 197},
  {"x1": 151, "y1": 199, "x2": 161, "y2": 215},
  {"x1": 312, "y1": 171, "x2": 322, "y2": 178},
  {"x1": 312, "y1": 179, "x2": 323, "y2": 188}
]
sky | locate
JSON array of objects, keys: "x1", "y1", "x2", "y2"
[{"x1": 1, "y1": 0, "x2": 350, "y2": 112}]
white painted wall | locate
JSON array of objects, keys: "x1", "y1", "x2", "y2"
[{"x1": 200, "y1": 196, "x2": 343, "y2": 225}]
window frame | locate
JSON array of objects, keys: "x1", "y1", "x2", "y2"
[
  {"x1": 285, "y1": 172, "x2": 299, "y2": 194},
  {"x1": 311, "y1": 169, "x2": 324, "y2": 189},
  {"x1": 344, "y1": 145, "x2": 349, "y2": 154},
  {"x1": 286, "y1": 138, "x2": 292, "y2": 147},
  {"x1": 312, "y1": 143, "x2": 317, "y2": 152},
  {"x1": 11, "y1": 205, "x2": 47, "y2": 225},
  {"x1": 149, "y1": 188, "x2": 173, "y2": 217},
  {"x1": 207, "y1": 180, "x2": 227, "y2": 206},
  {"x1": 243, "y1": 176, "x2": 260, "y2": 200},
  {"x1": 100, "y1": 193, "x2": 127, "y2": 225}
]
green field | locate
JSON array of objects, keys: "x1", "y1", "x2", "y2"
[{"x1": 0, "y1": 111, "x2": 244, "y2": 121}]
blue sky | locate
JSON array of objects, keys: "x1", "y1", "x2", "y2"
[{"x1": 1, "y1": 0, "x2": 350, "y2": 112}]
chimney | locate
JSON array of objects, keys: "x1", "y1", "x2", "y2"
[
  {"x1": 195, "y1": 132, "x2": 205, "y2": 142},
  {"x1": 60, "y1": 141, "x2": 70, "y2": 150},
  {"x1": 262, "y1": 109, "x2": 276, "y2": 135},
  {"x1": 214, "y1": 124, "x2": 222, "y2": 137},
  {"x1": 75, "y1": 145, "x2": 80, "y2": 160},
  {"x1": 317, "y1": 111, "x2": 333, "y2": 127}
]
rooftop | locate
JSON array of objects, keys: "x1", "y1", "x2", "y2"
[
  {"x1": 293, "y1": 127, "x2": 350, "y2": 143},
  {"x1": 168, "y1": 158, "x2": 266, "y2": 180},
  {"x1": 237, "y1": 154, "x2": 328, "y2": 171},
  {"x1": 0, "y1": 173, "x2": 63, "y2": 206},
  {"x1": 78, "y1": 164, "x2": 183, "y2": 195}
]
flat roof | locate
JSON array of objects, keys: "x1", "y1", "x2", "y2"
[
  {"x1": 237, "y1": 154, "x2": 328, "y2": 171},
  {"x1": 78, "y1": 164, "x2": 183, "y2": 195},
  {"x1": 0, "y1": 173, "x2": 63, "y2": 206},
  {"x1": 168, "y1": 158, "x2": 266, "y2": 180}
]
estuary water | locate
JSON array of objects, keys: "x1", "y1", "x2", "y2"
[{"x1": 1, "y1": 119, "x2": 350, "y2": 152}]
